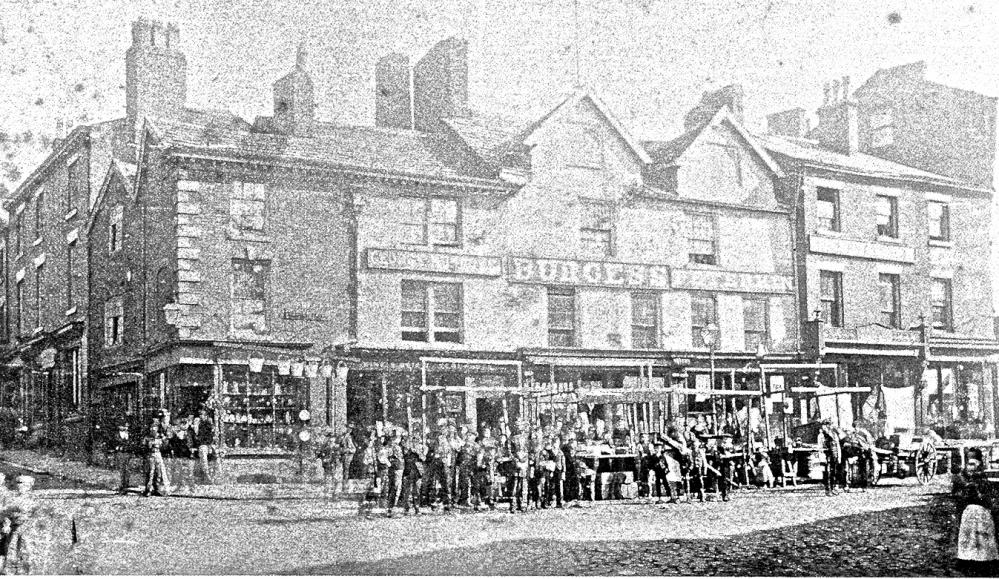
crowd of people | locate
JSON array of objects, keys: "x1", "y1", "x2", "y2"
[
  {"x1": 111, "y1": 408, "x2": 217, "y2": 497},
  {"x1": 310, "y1": 413, "x2": 885, "y2": 518}
]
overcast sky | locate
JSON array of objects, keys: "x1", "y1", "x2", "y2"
[{"x1": 2, "y1": 0, "x2": 997, "y2": 140}]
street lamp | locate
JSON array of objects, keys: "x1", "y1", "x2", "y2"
[{"x1": 700, "y1": 323, "x2": 719, "y2": 434}]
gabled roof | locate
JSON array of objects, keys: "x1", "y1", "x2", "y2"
[
  {"x1": 519, "y1": 88, "x2": 653, "y2": 164},
  {"x1": 757, "y1": 133, "x2": 990, "y2": 193},
  {"x1": 86, "y1": 159, "x2": 136, "y2": 237},
  {"x1": 144, "y1": 114, "x2": 514, "y2": 191},
  {"x1": 644, "y1": 106, "x2": 784, "y2": 178}
]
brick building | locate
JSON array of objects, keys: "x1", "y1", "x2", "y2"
[{"x1": 763, "y1": 76, "x2": 999, "y2": 439}]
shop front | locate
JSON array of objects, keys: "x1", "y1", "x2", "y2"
[{"x1": 347, "y1": 349, "x2": 526, "y2": 434}]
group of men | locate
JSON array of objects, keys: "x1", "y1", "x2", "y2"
[
  {"x1": 818, "y1": 419, "x2": 882, "y2": 495},
  {"x1": 314, "y1": 417, "x2": 784, "y2": 518},
  {"x1": 112, "y1": 408, "x2": 216, "y2": 496}
]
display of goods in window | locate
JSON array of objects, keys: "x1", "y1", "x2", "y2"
[{"x1": 219, "y1": 365, "x2": 307, "y2": 451}]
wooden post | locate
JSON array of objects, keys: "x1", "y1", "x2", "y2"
[
  {"x1": 381, "y1": 375, "x2": 388, "y2": 423},
  {"x1": 760, "y1": 369, "x2": 771, "y2": 450}
]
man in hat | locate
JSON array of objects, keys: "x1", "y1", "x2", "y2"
[
  {"x1": 143, "y1": 420, "x2": 170, "y2": 497},
  {"x1": 429, "y1": 429, "x2": 455, "y2": 512},
  {"x1": 189, "y1": 409, "x2": 215, "y2": 485},
  {"x1": 113, "y1": 421, "x2": 133, "y2": 494},
  {"x1": 336, "y1": 426, "x2": 357, "y2": 495},
  {"x1": 384, "y1": 432, "x2": 405, "y2": 517},
  {"x1": 818, "y1": 419, "x2": 843, "y2": 496},
  {"x1": 651, "y1": 441, "x2": 678, "y2": 504},
  {"x1": 715, "y1": 433, "x2": 739, "y2": 502},
  {"x1": 315, "y1": 428, "x2": 338, "y2": 501},
  {"x1": 401, "y1": 431, "x2": 428, "y2": 515}
]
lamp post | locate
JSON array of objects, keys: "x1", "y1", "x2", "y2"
[{"x1": 700, "y1": 323, "x2": 719, "y2": 434}]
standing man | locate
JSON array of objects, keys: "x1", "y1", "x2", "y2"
[
  {"x1": 430, "y1": 429, "x2": 455, "y2": 512},
  {"x1": 456, "y1": 432, "x2": 480, "y2": 507},
  {"x1": 636, "y1": 433, "x2": 654, "y2": 500},
  {"x1": 142, "y1": 421, "x2": 169, "y2": 497},
  {"x1": 819, "y1": 419, "x2": 843, "y2": 496},
  {"x1": 384, "y1": 432, "x2": 405, "y2": 517},
  {"x1": 715, "y1": 433, "x2": 738, "y2": 502},
  {"x1": 336, "y1": 426, "x2": 357, "y2": 495},
  {"x1": 401, "y1": 431, "x2": 427, "y2": 516},
  {"x1": 509, "y1": 433, "x2": 530, "y2": 513},
  {"x1": 189, "y1": 410, "x2": 214, "y2": 485},
  {"x1": 315, "y1": 429, "x2": 338, "y2": 501},
  {"x1": 651, "y1": 442, "x2": 678, "y2": 504},
  {"x1": 113, "y1": 421, "x2": 132, "y2": 495}
]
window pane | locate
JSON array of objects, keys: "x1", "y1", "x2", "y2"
[
  {"x1": 401, "y1": 281, "x2": 427, "y2": 313},
  {"x1": 744, "y1": 299, "x2": 766, "y2": 332},
  {"x1": 633, "y1": 328, "x2": 656, "y2": 349},
  {"x1": 430, "y1": 199, "x2": 457, "y2": 222},
  {"x1": 876, "y1": 196, "x2": 891, "y2": 223},
  {"x1": 549, "y1": 330, "x2": 574, "y2": 347},
  {"x1": 434, "y1": 312, "x2": 461, "y2": 329},
  {"x1": 401, "y1": 312, "x2": 426, "y2": 328},
  {"x1": 689, "y1": 214, "x2": 714, "y2": 241},
  {"x1": 691, "y1": 295, "x2": 715, "y2": 327},
  {"x1": 430, "y1": 223, "x2": 458, "y2": 245},
  {"x1": 433, "y1": 284, "x2": 460, "y2": 312},
  {"x1": 632, "y1": 294, "x2": 656, "y2": 325},
  {"x1": 548, "y1": 288, "x2": 575, "y2": 346}
]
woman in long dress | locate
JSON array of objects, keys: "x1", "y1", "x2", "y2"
[{"x1": 956, "y1": 457, "x2": 998, "y2": 573}]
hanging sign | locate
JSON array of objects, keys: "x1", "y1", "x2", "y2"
[{"x1": 37, "y1": 348, "x2": 57, "y2": 370}]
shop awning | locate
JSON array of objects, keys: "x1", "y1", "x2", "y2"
[
  {"x1": 527, "y1": 356, "x2": 659, "y2": 368},
  {"x1": 760, "y1": 363, "x2": 840, "y2": 371},
  {"x1": 671, "y1": 388, "x2": 764, "y2": 397},
  {"x1": 823, "y1": 347, "x2": 920, "y2": 357},
  {"x1": 573, "y1": 387, "x2": 675, "y2": 404}
]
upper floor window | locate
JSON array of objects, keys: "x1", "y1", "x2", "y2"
[
  {"x1": 15, "y1": 280, "x2": 23, "y2": 337},
  {"x1": 229, "y1": 181, "x2": 266, "y2": 232},
  {"x1": 399, "y1": 197, "x2": 459, "y2": 246},
  {"x1": 688, "y1": 213, "x2": 717, "y2": 265},
  {"x1": 67, "y1": 159, "x2": 84, "y2": 212},
  {"x1": 34, "y1": 263, "x2": 43, "y2": 329},
  {"x1": 580, "y1": 201, "x2": 614, "y2": 258},
  {"x1": 819, "y1": 270, "x2": 844, "y2": 327},
  {"x1": 931, "y1": 278, "x2": 953, "y2": 332},
  {"x1": 231, "y1": 259, "x2": 269, "y2": 333},
  {"x1": 34, "y1": 190, "x2": 44, "y2": 241},
  {"x1": 631, "y1": 292, "x2": 658, "y2": 349},
  {"x1": 743, "y1": 297, "x2": 769, "y2": 352},
  {"x1": 547, "y1": 287, "x2": 575, "y2": 347},
  {"x1": 876, "y1": 195, "x2": 898, "y2": 238},
  {"x1": 104, "y1": 296, "x2": 124, "y2": 347},
  {"x1": 869, "y1": 108, "x2": 894, "y2": 148},
  {"x1": 108, "y1": 205, "x2": 123, "y2": 254},
  {"x1": 691, "y1": 293, "x2": 718, "y2": 348},
  {"x1": 928, "y1": 201, "x2": 950, "y2": 241},
  {"x1": 878, "y1": 273, "x2": 901, "y2": 329},
  {"x1": 66, "y1": 242, "x2": 76, "y2": 310},
  {"x1": 13, "y1": 213, "x2": 21, "y2": 256},
  {"x1": 401, "y1": 280, "x2": 462, "y2": 343},
  {"x1": 816, "y1": 187, "x2": 840, "y2": 231}
]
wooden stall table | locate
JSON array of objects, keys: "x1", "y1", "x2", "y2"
[{"x1": 576, "y1": 451, "x2": 639, "y2": 500}]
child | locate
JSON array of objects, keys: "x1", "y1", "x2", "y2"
[{"x1": 754, "y1": 451, "x2": 775, "y2": 488}]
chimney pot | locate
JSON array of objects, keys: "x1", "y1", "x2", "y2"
[{"x1": 413, "y1": 37, "x2": 469, "y2": 132}]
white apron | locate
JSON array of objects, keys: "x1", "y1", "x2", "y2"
[{"x1": 958, "y1": 504, "x2": 999, "y2": 562}]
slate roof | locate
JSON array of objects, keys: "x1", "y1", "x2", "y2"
[
  {"x1": 147, "y1": 114, "x2": 515, "y2": 190},
  {"x1": 757, "y1": 134, "x2": 986, "y2": 191}
]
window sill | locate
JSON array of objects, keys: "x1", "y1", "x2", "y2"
[
  {"x1": 686, "y1": 260, "x2": 720, "y2": 269},
  {"x1": 227, "y1": 226, "x2": 271, "y2": 244},
  {"x1": 65, "y1": 306, "x2": 78, "y2": 317},
  {"x1": 64, "y1": 208, "x2": 78, "y2": 221},
  {"x1": 876, "y1": 235, "x2": 904, "y2": 245},
  {"x1": 31, "y1": 238, "x2": 42, "y2": 248},
  {"x1": 928, "y1": 239, "x2": 954, "y2": 248}
]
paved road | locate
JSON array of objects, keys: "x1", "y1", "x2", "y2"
[{"x1": 24, "y1": 478, "x2": 987, "y2": 575}]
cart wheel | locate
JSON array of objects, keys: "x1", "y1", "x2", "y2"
[{"x1": 915, "y1": 460, "x2": 935, "y2": 485}]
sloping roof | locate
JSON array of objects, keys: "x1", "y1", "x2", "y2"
[
  {"x1": 445, "y1": 88, "x2": 654, "y2": 168},
  {"x1": 644, "y1": 106, "x2": 784, "y2": 177},
  {"x1": 147, "y1": 115, "x2": 513, "y2": 190},
  {"x1": 86, "y1": 159, "x2": 137, "y2": 237},
  {"x1": 757, "y1": 134, "x2": 987, "y2": 191}
]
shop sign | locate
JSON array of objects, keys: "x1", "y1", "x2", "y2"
[
  {"x1": 280, "y1": 310, "x2": 329, "y2": 323},
  {"x1": 508, "y1": 256, "x2": 670, "y2": 289},
  {"x1": 671, "y1": 268, "x2": 792, "y2": 294},
  {"x1": 367, "y1": 248, "x2": 503, "y2": 277}
]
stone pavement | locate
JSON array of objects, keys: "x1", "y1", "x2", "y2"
[{"x1": 24, "y1": 476, "x2": 987, "y2": 575}]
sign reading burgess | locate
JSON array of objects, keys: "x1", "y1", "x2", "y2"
[
  {"x1": 366, "y1": 248, "x2": 503, "y2": 277},
  {"x1": 508, "y1": 256, "x2": 671, "y2": 289}
]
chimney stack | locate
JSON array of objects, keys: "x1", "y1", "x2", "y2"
[
  {"x1": 814, "y1": 76, "x2": 859, "y2": 155},
  {"x1": 413, "y1": 37, "x2": 469, "y2": 132},
  {"x1": 683, "y1": 84, "x2": 745, "y2": 132},
  {"x1": 375, "y1": 53, "x2": 413, "y2": 130},
  {"x1": 125, "y1": 18, "x2": 187, "y2": 140},
  {"x1": 272, "y1": 43, "x2": 315, "y2": 136},
  {"x1": 767, "y1": 108, "x2": 810, "y2": 139}
]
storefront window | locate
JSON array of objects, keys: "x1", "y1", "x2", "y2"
[{"x1": 219, "y1": 365, "x2": 306, "y2": 451}]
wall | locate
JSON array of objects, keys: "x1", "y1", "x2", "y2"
[{"x1": 355, "y1": 96, "x2": 797, "y2": 354}]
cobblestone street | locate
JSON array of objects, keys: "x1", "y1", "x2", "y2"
[{"x1": 24, "y1": 477, "x2": 984, "y2": 575}]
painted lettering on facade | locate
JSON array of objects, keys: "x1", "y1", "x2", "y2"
[
  {"x1": 809, "y1": 234, "x2": 916, "y2": 264},
  {"x1": 671, "y1": 268, "x2": 793, "y2": 294},
  {"x1": 508, "y1": 256, "x2": 671, "y2": 289},
  {"x1": 366, "y1": 248, "x2": 504, "y2": 277}
]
